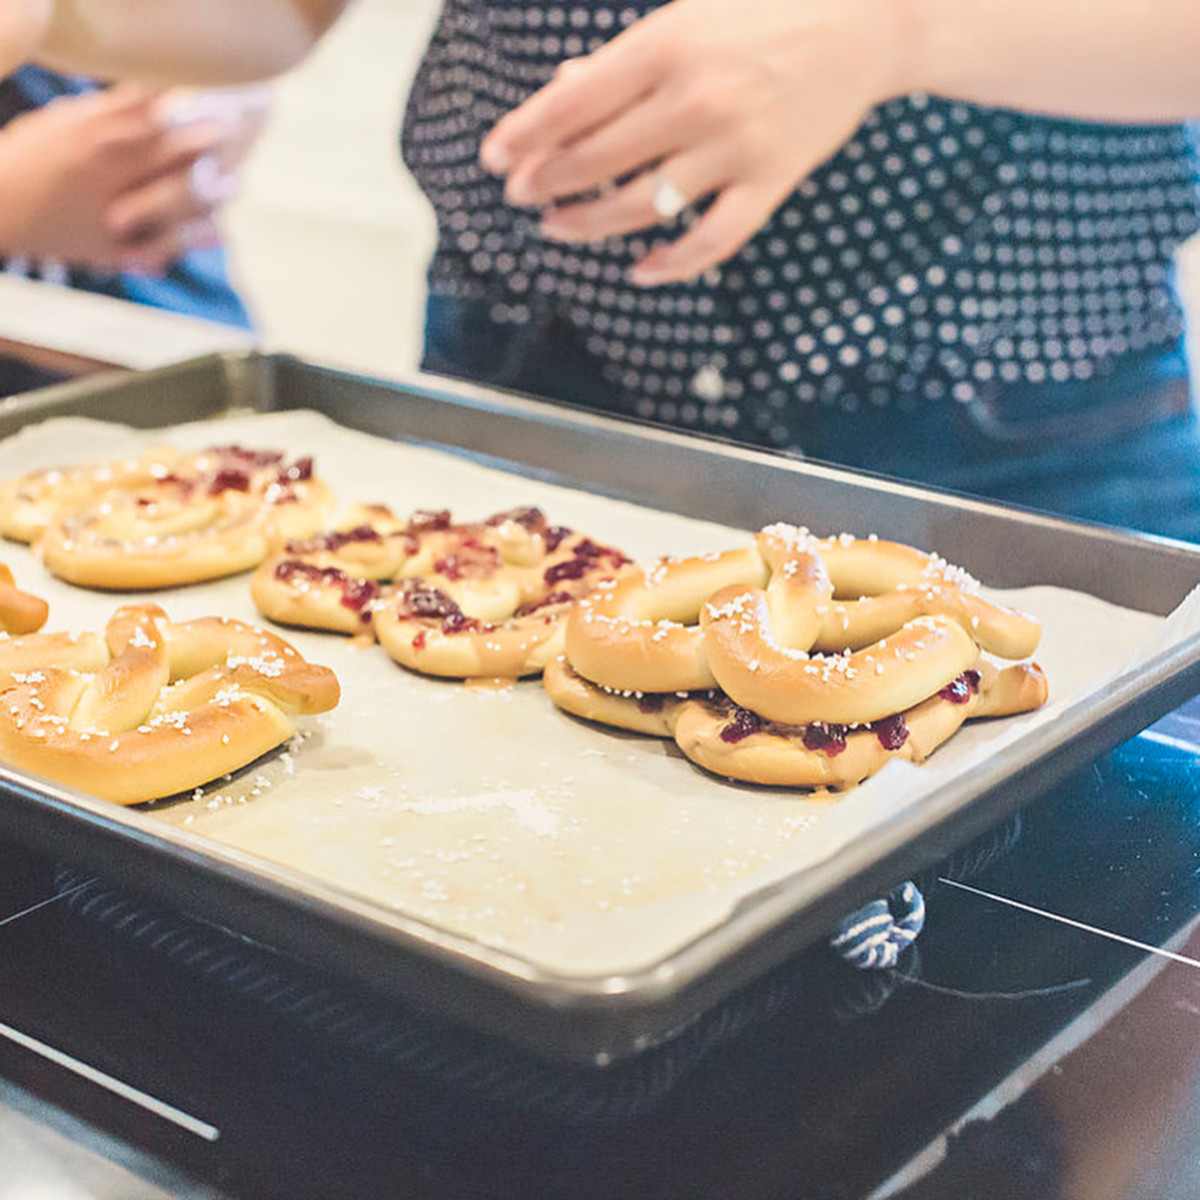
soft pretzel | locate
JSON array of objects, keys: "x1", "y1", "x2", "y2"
[
  {"x1": 254, "y1": 504, "x2": 631, "y2": 679},
  {"x1": 544, "y1": 655, "x2": 1049, "y2": 789},
  {"x1": 777, "y1": 527, "x2": 1041, "y2": 660},
  {"x1": 548, "y1": 522, "x2": 1048, "y2": 789},
  {"x1": 0, "y1": 564, "x2": 47, "y2": 635},
  {"x1": 0, "y1": 604, "x2": 339, "y2": 805},
  {"x1": 0, "y1": 446, "x2": 180, "y2": 544},
  {"x1": 565, "y1": 524, "x2": 1037, "y2": 699},
  {"x1": 33, "y1": 445, "x2": 333, "y2": 589}
]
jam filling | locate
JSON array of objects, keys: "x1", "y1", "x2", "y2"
[
  {"x1": 277, "y1": 456, "x2": 314, "y2": 484},
  {"x1": 938, "y1": 669, "x2": 983, "y2": 705},
  {"x1": 543, "y1": 538, "x2": 629, "y2": 585},
  {"x1": 802, "y1": 722, "x2": 848, "y2": 756},
  {"x1": 487, "y1": 505, "x2": 546, "y2": 530},
  {"x1": 513, "y1": 590, "x2": 575, "y2": 618},
  {"x1": 714, "y1": 708, "x2": 909, "y2": 754},
  {"x1": 274, "y1": 560, "x2": 379, "y2": 619},
  {"x1": 637, "y1": 694, "x2": 668, "y2": 713},
  {"x1": 398, "y1": 581, "x2": 460, "y2": 619},
  {"x1": 396, "y1": 581, "x2": 489, "y2": 636},
  {"x1": 871, "y1": 714, "x2": 910, "y2": 751},
  {"x1": 286, "y1": 524, "x2": 382, "y2": 555},
  {"x1": 720, "y1": 707, "x2": 765, "y2": 744},
  {"x1": 208, "y1": 445, "x2": 284, "y2": 467},
  {"x1": 208, "y1": 468, "x2": 252, "y2": 494},
  {"x1": 484, "y1": 506, "x2": 573, "y2": 553},
  {"x1": 408, "y1": 509, "x2": 452, "y2": 533},
  {"x1": 433, "y1": 539, "x2": 499, "y2": 580},
  {"x1": 441, "y1": 610, "x2": 483, "y2": 635}
]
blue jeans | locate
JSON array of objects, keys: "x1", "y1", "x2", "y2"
[{"x1": 423, "y1": 294, "x2": 1200, "y2": 542}]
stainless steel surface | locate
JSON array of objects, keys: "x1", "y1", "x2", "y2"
[{"x1": 1, "y1": 351, "x2": 1198, "y2": 1062}]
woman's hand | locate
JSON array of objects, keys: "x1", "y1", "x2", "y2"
[
  {"x1": 480, "y1": 0, "x2": 906, "y2": 286},
  {"x1": 0, "y1": 84, "x2": 262, "y2": 275}
]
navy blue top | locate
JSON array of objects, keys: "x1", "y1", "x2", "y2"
[
  {"x1": 402, "y1": 0, "x2": 1200, "y2": 446},
  {"x1": 0, "y1": 66, "x2": 251, "y2": 330}
]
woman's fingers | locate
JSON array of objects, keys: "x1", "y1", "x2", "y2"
[
  {"x1": 120, "y1": 216, "x2": 220, "y2": 276},
  {"x1": 104, "y1": 160, "x2": 229, "y2": 242},
  {"x1": 508, "y1": 81, "x2": 718, "y2": 207},
  {"x1": 628, "y1": 179, "x2": 790, "y2": 285},
  {"x1": 540, "y1": 147, "x2": 730, "y2": 243},
  {"x1": 481, "y1": 41, "x2": 657, "y2": 173},
  {"x1": 132, "y1": 118, "x2": 236, "y2": 184}
]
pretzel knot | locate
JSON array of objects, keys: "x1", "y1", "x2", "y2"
[
  {"x1": 0, "y1": 604, "x2": 340, "y2": 805},
  {"x1": 545, "y1": 524, "x2": 1048, "y2": 789},
  {"x1": 252, "y1": 504, "x2": 631, "y2": 679},
  {"x1": 2, "y1": 444, "x2": 332, "y2": 589}
]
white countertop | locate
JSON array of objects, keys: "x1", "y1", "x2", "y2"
[{"x1": 0, "y1": 276, "x2": 256, "y2": 372}]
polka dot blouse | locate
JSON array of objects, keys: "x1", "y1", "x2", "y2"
[{"x1": 402, "y1": 0, "x2": 1200, "y2": 446}]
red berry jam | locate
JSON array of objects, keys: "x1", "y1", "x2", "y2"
[
  {"x1": 408, "y1": 509, "x2": 452, "y2": 533},
  {"x1": 441, "y1": 610, "x2": 483, "y2": 635},
  {"x1": 637, "y1": 693, "x2": 667, "y2": 713},
  {"x1": 209, "y1": 445, "x2": 284, "y2": 466},
  {"x1": 412, "y1": 630, "x2": 428, "y2": 651},
  {"x1": 341, "y1": 578, "x2": 380, "y2": 615},
  {"x1": 720, "y1": 707, "x2": 764, "y2": 744},
  {"x1": 543, "y1": 539, "x2": 628, "y2": 585},
  {"x1": 543, "y1": 557, "x2": 590, "y2": 584},
  {"x1": 274, "y1": 560, "x2": 378, "y2": 620},
  {"x1": 287, "y1": 525, "x2": 382, "y2": 555},
  {"x1": 514, "y1": 590, "x2": 575, "y2": 617},
  {"x1": 543, "y1": 526, "x2": 571, "y2": 553},
  {"x1": 937, "y1": 669, "x2": 982, "y2": 705},
  {"x1": 398, "y1": 581, "x2": 461, "y2": 619},
  {"x1": 872, "y1": 714, "x2": 910, "y2": 751},
  {"x1": 277, "y1": 456, "x2": 314, "y2": 484},
  {"x1": 803, "y1": 722, "x2": 849, "y2": 756},
  {"x1": 208, "y1": 468, "x2": 251, "y2": 494},
  {"x1": 486, "y1": 506, "x2": 546, "y2": 530}
]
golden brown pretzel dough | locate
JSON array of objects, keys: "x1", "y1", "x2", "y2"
[
  {"x1": 0, "y1": 564, "x2": 47, "y2": 635},
  {"x1": 0, "y1": 447, "x2": 179, "y2": 544},
  {"x1": 3, "y1": 444, "x2": 333, "y2": 590},
  {"x1": 0, "y1": 604, "x2": 339, "y2": 805},
  {"x1": 253, "y1": 504, "x2": 631, "y2": 679},
  {"x1": 544, "y1": 655, "x2": 1048, "y2": 789},
  {"x1": 547, "y1": 522, "x2": 1048, "y2": 789}
]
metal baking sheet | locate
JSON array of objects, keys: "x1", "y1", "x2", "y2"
[{"x1": 0, "y1": 352, "x2": 1198, "y2": 1062}]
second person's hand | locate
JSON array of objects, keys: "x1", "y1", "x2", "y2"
[{"x1": 0, "y1": 82, "x2": 239, "y2": 275}]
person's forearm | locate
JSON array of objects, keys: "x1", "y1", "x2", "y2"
[
  {"x1": 899, "y1": 0, "x2": 1200, "y2": 122},
  {"x1": 36, "y1": 0, "x2": 348, "y2": 84}
]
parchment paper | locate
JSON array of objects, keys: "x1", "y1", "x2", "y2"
[{"x1": 0, "y1": 410, "x2": 1185, "y2": 976}]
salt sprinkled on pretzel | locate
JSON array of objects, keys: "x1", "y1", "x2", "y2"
[
  {"x1": 14, "y1": 445, "x2": 332, "y2": 590},
  {"x1": 252, "y1": 503, "x2": 423, "y2": 634},
  {"x1": 548, "y1": 523, "x2": 1048, "y2": 789},
  {"x1": 253, "y1": 504, "x2": 630, "y2": 678},
  {"x1": 373, "y1": 509, "x2": 629, "y2": 678},
  {"x1": 0, "y1": 447, "x2": 181, "y2": 545},
  {"x1": 768, "y1": 525, "x2": 1040, "y2": 659},
  {"x1": 0, "y1": 604, "x2": 339, "y2": 805}
]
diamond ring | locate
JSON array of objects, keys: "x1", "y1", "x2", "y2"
[{"x1": 651, "y1": 174, "x2": 688, "y2": 221}]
